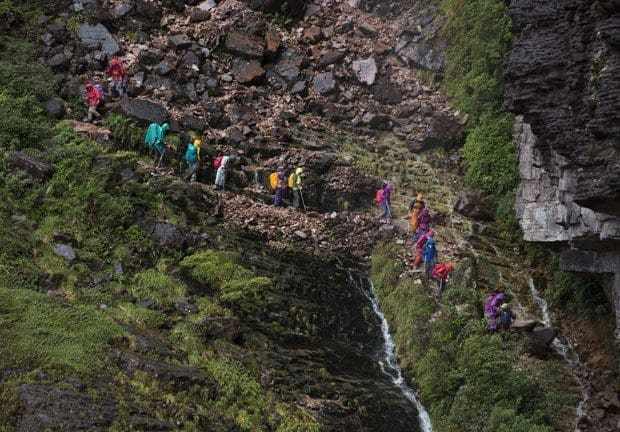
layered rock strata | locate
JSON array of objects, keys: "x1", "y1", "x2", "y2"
[{"x1": 506, "y1": 0, "x2": 620, "y2": 338}]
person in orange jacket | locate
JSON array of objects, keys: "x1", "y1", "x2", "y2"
[{"x1": 409, "y1": 193, "x2": 425, "y2": 232}]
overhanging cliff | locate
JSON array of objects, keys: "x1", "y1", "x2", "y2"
[{"x1": 504, "y1": 0, "x2": 620, "y2": 338}]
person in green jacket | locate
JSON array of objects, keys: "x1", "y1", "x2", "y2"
[
  {"x1": 291, "y1": 167, "x2": 304, "y2": 209},
  {"x1": 185, "y1": 139, "x2": 200, "y2": 182},
  {"x1": 144, "y1": 122, "x2": 169, "y2": 168}
]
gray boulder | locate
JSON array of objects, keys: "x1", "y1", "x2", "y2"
[
  {"x1": 43, "y1": 98, "x2": 65, "y2": 118},
  {"x1": 53, "y1": 244, "x2": 76, "y2": 262},
  {"x1": 351, "y1": 58, "x2": 377, "y2": 85},
  {"x1": 6, "y1": 151, "x2": 53, "y2": 181},
  {"x1": 120, "y1": 97, "x2": 168, "y2": 123},
  {"x1": 312, "y1": 72, "x2": 337, "y2": 94},
  {"x1": 77, "y1": 24, "x2": 119, "y2": 54}
]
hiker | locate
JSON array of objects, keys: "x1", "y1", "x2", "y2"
[
  {"x1": 290, "y1": 167, "x2": 304, "y2": 209},
  {"x1": 417, "y1": 207, "x2": 434, "y2": 233},
  {"x1": 498, "y1": 303, "x2": 516, "y2": 340},
  {"x1": 422, "y1": 236, "x2": 438, "y2": 281},
  {"x1": 214, "y1": 155, "x2": 229, "y2": 190},
  {"x1": 484, "y1": 289, "x2": 505, "y2": 333},
  {"x1": 410, "y1": 193, "x2": 425, "y2": 232},
  {"x1": 144, "y1": 122, "x2": 169, "y2": 168},
  {"x1": 413, "y1": 230, "x2": 434, "y2": 266},
  {"x1": 431, "y1": 262, "x2": 453, "y2": 292},
  {"x1": 106, "y1": 57, "x2": 127, "y2": 97},
  {"x1": 273, "y1": 166, "x2": 286, "y2": 206},
  {"x1": 185, "y1": 139, "x2": 200, "y2": 182},
  {"x1": 84, "y1": 83, "x2": 102, "y2": 122},
  {"x1": 378, "y1": 183, "x2": 394, "y2": 219}
]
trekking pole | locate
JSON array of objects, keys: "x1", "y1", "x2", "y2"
[{"x1": 300, "y1": 190, "x2": 307, "y2": 212}]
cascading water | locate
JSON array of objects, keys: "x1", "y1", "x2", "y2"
[
  {"x1": 363, "y1": 278, "x2": 434, "y2": 432},
  {"x1": 526, "y1": 277, "x2": 589, "y2": 430},
  {"x1": 489, "y1": 244, "x2": 589, "y2": 430}
]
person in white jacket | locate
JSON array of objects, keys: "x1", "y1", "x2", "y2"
[{"x1": 214, "y1": 155, "x2": 229, "y2": 190}]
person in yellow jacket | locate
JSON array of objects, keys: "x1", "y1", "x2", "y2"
[
  {"x1": 291, "y1": 167, "x2": 304, "y2": 209},
  {"x1": 410, "y1": 193, "x2": 425, "y2": 232}
]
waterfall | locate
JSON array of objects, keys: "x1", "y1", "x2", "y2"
[
  {"x1": 364, "y1": 278, "x2": 434, "y2": 432},
  {"x1": 526, "y1": 277, "x2": 589, "y2": 430},
  {"x1": 488, "y1": 245, "x2": 589, "y2": 430}
]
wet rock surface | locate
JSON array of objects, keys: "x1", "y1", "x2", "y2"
[{"x1": 6, "y1": 151, "x2": 54, "y2": 181}]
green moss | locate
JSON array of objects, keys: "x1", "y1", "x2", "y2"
[
  {"x1": 371, "y1": 243, "x2": 577, "y2": 431},
  {"x1": 0, "y1": 286, "x2": 124, "y2": 374},
  {"x1": 130, "y1": 269, "x2": 187, "y2": 303}
]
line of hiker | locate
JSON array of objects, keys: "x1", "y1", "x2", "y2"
[
  {"x1": 270, "y1": 166, "x2": 305, "y2": 210},
  {"x1": 82, "y1": 56, "x2": 128, "y2": 124}
]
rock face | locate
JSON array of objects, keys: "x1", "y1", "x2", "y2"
[
  {"x1": 505, "y1": 0, "x2": 620, "y2": 339},
  {"x1": 6, "y1": 152, "x2": 53, "y2": 181}
]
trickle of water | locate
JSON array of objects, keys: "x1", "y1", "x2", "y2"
[
  {"x1": 364, "y1": 279, "x2": 434, "y2": 432},
  {"x1": 526, "y1": 278, "x2": 589, "y2": 430}
]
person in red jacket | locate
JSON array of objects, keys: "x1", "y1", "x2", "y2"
[
  {"x1": 106, "y1": 58, "x2": 127, "y2": 97},
  {"x1": 412, "y1": 230, "x2": 434, "y2": 267},
  {"x1": 85, "y1": 83, "x2": 101, "y2": 122},
  {"x1": 432, "y1": 262, "x2": 454, "y2": 293}
]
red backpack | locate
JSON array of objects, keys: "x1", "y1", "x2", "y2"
[
  {"x1": 374, "y1": 189, "x2": 383, "y2": 204},
  {"x1": 213, "y1": 155, "x2": 223, "y2": 169}
]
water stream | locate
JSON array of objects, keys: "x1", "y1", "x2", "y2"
[
  {"x1": 363, "y1": 277, "x2": 434, "y2": 432},
  {"x1": 489, "y1": 245, "x2": 589, "y2": 429}
]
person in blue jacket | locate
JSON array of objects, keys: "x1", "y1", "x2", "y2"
[
  {"x1": 422, "y1": 236, "x2": 438, "y2": 281},
  {"x1": 185, "y1": 139, "x2": 200, "y2": 182}
]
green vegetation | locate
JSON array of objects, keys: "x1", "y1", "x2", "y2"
[
  {"x1": 440, "y1": 0, "x2": 518, "y2": 230},
  {"x1": 371, "y1": 242, "x2": 578, "y2": 432},
  {"x1": 525, "y1": 245, "x2": 608, "y2": 317},
  {"x1": 0, "y1": 35, "x2": 320, "y2": 431}
]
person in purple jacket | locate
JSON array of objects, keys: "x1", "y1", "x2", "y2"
[
  {"x1": 379, "y1": 182, "x2": 393, "y2": 219},
  {"x1": 484, "y1": 289, "x2": 504, "y2": 333},
  {"x1": 417, "y1": 207, "x2": 434, "y2": 232}
]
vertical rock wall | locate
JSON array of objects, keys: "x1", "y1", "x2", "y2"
[{"x1": 505, "y1": 0, "x2": 620, "y2": 338}]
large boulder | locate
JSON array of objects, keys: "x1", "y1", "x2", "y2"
[
  {"x1": 397, "y1": 42, "x2": 446, "y2": 71},
  {"x1": 351, "y1": 58, "x2": 377, "y2": 85},
  {"x1": 151, "y1": 222, "x2": 185, "y2": 250},
  {"x1": 232, "y1": 59, "x2": 266, "y2": 85},
  {"x1": 225, "y1": 31, "x2": 264, "y2": 59},
  {"x1": 6, "y1": 152, "x2": 53, "y2": 181},
  {"x1": 120, "y1": 97, "x2": 168, "y2": 123},
  {"x1": 276, "y1": 50, "x2": 305, "y2": 81},
  {"x1": 422, "y1": 112, "x2": 464, "y2": 149},
  {"x1": 452, "y1": 190, "x2": 495, "y2": 221},
  {"x1": 372, "y1": 80, "x2": 403, "y2": 105},
  {"x1": 312, "y1": 72, "x2": 337, "y2": 94},
  {"x1": 76, "y1": 24, "x2": 119, "y2": 54}
]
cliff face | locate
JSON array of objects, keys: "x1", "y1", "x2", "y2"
[{"x1": 505, "y1": 0, "x2": 620, "y2": 338}]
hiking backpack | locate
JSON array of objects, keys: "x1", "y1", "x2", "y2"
[
  {"x1": 269, "y1": 172, "x2": 278, "y2": 190},
  {"x1": 213, "y1": 155, "x2": 223, "y2": 169},
  {"x1": 374, "y1": 189, "x2": 383, "y2": 204},
  {"x1": 288, "y1": 173, "x2": 295, "y2": 189},
  {"x1": 94, "y1": 83, "x2": 105, "y2": 101}
]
